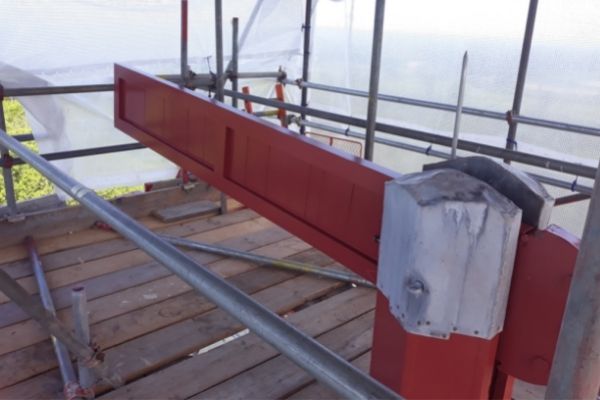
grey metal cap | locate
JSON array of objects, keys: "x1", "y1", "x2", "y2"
[{"x1": 423, "y1": 156, "x2": 554, "y2": 229}]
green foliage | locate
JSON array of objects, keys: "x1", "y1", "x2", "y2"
[
  {"x1": 4, "y1": 99, "x2": 30, "y2": 134},
  {"x1": 1, "y1": 99, "x2": 141, "y2": 206}
]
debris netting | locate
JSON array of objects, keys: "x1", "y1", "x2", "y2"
[
  {"x1": 1, "y1": 0, "x2": 599, "y2": 235},
  {"x1": 0, "y1": 0, "x2": 304, "y2": 192},
  {"x1": 309, "y1": 0, "x2": 600, "y2": 236}
]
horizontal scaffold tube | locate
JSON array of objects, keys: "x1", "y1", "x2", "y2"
[
  {"x1": 2, "y1": 70, "x2": 283, "y2": 97},
  {"x1": 0, "y1": 128, "x2": 401, "y2": 400},
  {"x1": 285, "y1": 79, "x2": 600, "y2": 138},
  {"x1": 224, "y1": 89, "x2": 597, "y2": 179},
  {"x1": 296, "y1": 118, "x2": 594, "y2": 196},
  {"x1": 163, "y1": 235, "x2": 376, "y2": 288}
]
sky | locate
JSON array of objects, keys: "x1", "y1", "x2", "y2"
[{"x1": 316, "y1": 0, "x2": 600, "y2": 45}]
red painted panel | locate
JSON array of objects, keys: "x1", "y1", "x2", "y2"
[
  {"x1": 114, "y1": 65, "x2": 581, "y2": 398},
  {"x1": 371, "y1": 226, "x2": 580, "y2": 397},
  {"x1": 114, "y1": 64, "x2": 398, "y2": 281},
  {"x1": 371, "y1": 292, "x2": 499, "y2": 399},
  {"x1": 496, "y1": 225, "x2": 579, "y2": 385}
]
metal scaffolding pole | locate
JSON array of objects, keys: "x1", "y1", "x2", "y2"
[
  {"x1": 364, "y1": 0, "x2": 386, "y2": 161},
  {"x1": 296, "y1": 118, "x2": 594, "y2": 195},
  {"x1": 214, "y1": 0, "x2": 228, "y2": 215},
  {"x1": 299, "y1": 0, "x2": 313, "y2": 135},
  {"x1": 504, "y1": 0, "x2": 538, "y2": 162},
  {"x1": 163, "y1": 234, "x2": 375, "y2": 288},
  {"x1": 4, "y1": 84, "x2": 114, "y2": 97},
  {"x1": 230, "y1": 17, "x2": 239, "y2": 108},
  {"x1": 25, "y1": 237, "x2": 80, "y2": 397},
  {"x1": 546, "y1": 157, "x2": 600, "y2": 399},
  {"x1": 0, "y1": 90, "x2": 18, "y2": 218},
  {"x1": 13, "y1": 133, "x2": 35, "y2": 142},
  {"x1": 0, "y1": 143, "x2": 146, "y2": 167},
  {"x1": 0, "y1": 265, "x2": 121, "y2": 388},
  {"x1": 180, "y1": 0, "x2": 189, "y2": 84},
  {"x1": 214, "y1": 0, "x2": 225, "y2": 102},
  {"x1": 72, "y1": 287, "x2": 95, "y2": 396},
  {"x1": 3, "y1": 75, "x2": 213, "y2": 97},
  {"x1": 0, "y1": 127, "x2": 400, "y2": 400},
  {"x1": 234, "y1": 71, "x2": 284, "y2": 80},
  {"x1": 225, "y1": 89, "x2": 598, "y2": 179},
  {"x1": 287, "y1": 79, "x2": 506, "y2": 121},
  {"x1": 451, "y1": 51, "x2": 468, "y2": 159},
  {"x1": 285, "y1": 78, "x2": 600, "y2": 138}
]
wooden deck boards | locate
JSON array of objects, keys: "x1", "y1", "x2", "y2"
[
  {"x1": 0, "y1": 194, "x2": 541, "y2": 399},
  {"x1": 0, "y1": 205, "x2": 374, "y2": 399}
]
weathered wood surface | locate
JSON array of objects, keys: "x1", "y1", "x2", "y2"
[
  {"x1": 193, "y1": 311, "x2": 374, "y2": 400},
  {"x1": 152, "y1": 199, "x2": 219, "y2": 222},
  {"x1": 0, "y1": 215, "x2": 273, "y2": 305},
  {"x1": 0, "y1": 208, "x2": 259, "y2": 279},
  {"x1": 0, "y1": 231, "x2": 307, "y2": 378},
  {"x1": 0, "y1": 181, "x2": 218, "y2": 250},
  {"x1": 0, "y1": 228, "x2": 296, "y2": 354},
  {"x1": 0, "y1": 261, "x2": 345, "y2": 399},
  {"x1": 0, "y1": 206, "x2": 378, "y2": 400},
  {"x1": 103, "y1": 288, "x2": 375, "y2": 400},
  {"x1": 287, "y1": 352, "x2": 372, "y2": 399},
  {"x1": 0, "y1": 194, "x2": 64, "y2": 217}
]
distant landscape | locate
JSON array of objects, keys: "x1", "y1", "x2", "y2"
[{"x1": 309, "y1": 28, "x2": 600, "y2": 235}]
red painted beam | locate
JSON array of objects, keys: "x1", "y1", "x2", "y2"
[
  {"x1": 114, "y1": 65, "x2": 581, "y2": 398},
  {"x1": 114, "y1": 64, "x2": 399, "y2": 282}
]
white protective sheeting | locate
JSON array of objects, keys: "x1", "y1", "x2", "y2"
[
  {"x1": 2, "y1": 0, "x2": 598, "y2": 235},
  {"x1": 310, "y1": 0, "x2": 600, "y2": 236},
  {"x1": 0, "y1": 0, "x2": 304, "y2": 190}
]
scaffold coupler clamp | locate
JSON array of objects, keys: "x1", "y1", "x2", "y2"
[
  {"x1": 1, "y1": 152, "x2": 13, "y2": 169},
  {"x1": 64, "y1": 381, "x2": 94, "y2": 400}
]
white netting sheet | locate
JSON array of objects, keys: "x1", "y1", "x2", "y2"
[
  {"x1": 306, "y1": 0, "x2": 600, "y2": 236},
  {"x1": 0, "y1": 0, "x2": 304, "y2": 191},
  {"x1": 1, "y1": 0, "x2": 599, "y2": 236}
]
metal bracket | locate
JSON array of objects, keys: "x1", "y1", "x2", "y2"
[
  {"x1": 378, "y1": 169, "x2": 522, "y2": 339},
  {"x1": 424, "y1": 156, "x2": 554, "y2": 229}
]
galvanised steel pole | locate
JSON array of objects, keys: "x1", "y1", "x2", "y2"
[
  {"x1": 1, "y1": 143, "x2": 146, "y2": 167},
  {"x1": 214, "y1": 0, "x2": 225, "y2": 102},
  {"x1": 214, "y1": 0, "x2": 227, "y2": 214},
  {"x1": 0, "y1": 128, "x2": 401, "y2": 400},
  {"x1": 0, "y1": 88, "x2": 18, "y2": 218},
  {"x1": 546, "y1": 158, "x2": 600, "y2": 399},
  {"x1": 295, "y1": 118, "x2": 594, "y2": 195},
  {"x1": 504, "y1": 0, "x2": 538, "y2": 162},
  {"x1": 225, "y1": 89, "x2": 597, "y2": 179},
  {"x1": 365, "y1": 0, "x2": 385, "y2": 161},
  {"x1": 25, "y1": 237, "x2": 80, "y2": 394},
  {"x1": 299, "y1": 0, "x2": 313, "y2": 135},
  {"x1": 364, "y1": 0, "x2": 386, "y2": 161},
  {"x1": 451, "y1": 51, "x2": 468, "y2": 159},
  {"x1": 163, "y1": 234, "x2": 375, "y2": 288},
  {"x1": 72, "y1": 287, "x2": 95, "y2": 394},
  {"x1": 284, "y1": 78, "x2": 600, "y2": 138},
  {"x1": 0, "y1": 264, "x2": 121, "y2": 388},
  {"x1": 180, "y1": 0, "x2": 189, "y2": 84},
  {"x1": 230, "y1": 17, "x2": 239, "y2": 108}
]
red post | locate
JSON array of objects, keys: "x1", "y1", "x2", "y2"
[
  {"x1": 242, "y1": 86, "x2": 253, "y2": 113},
  {"x1": 275, "y1": 83, "x2": 287, "y2": 127}
]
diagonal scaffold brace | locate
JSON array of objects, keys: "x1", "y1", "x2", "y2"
[
  {"x1": 0, "y1": 126, "x2": 400, "y2": 400},
  {"x1": 0, "y1": 267, "x2": 122, "y2": 389},
  {"x1": 162, "y1": 235, "x2": 375, "y2": 288}
]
